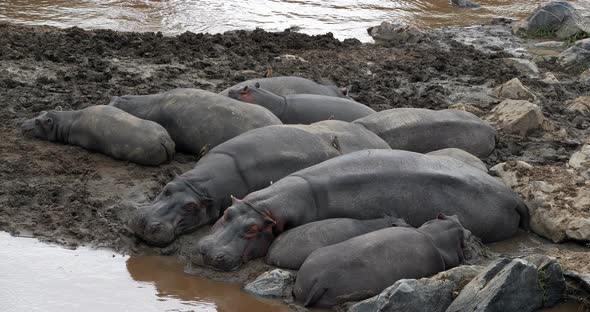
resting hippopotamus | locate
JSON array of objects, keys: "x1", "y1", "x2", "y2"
[
  {"x1": 109, "y1": 88, "x2": 281, "y2": 155},
  {"x1": 266, "y1": 217, "x2": 409, "y2": 270},
  {"x1": 21, "y1": 106, "x2": 175, "y2": 166},
  {"x1": 196, "y1": 149, "x2": 528, "y2": 271},
  {"x1": 128, "y1": 120, "x2": 389, "y2": 247},
  {"x1": 219, "y1": 76, "x2": 348, "y2": 98},
  {"x1": 227, "y1": 84, "x2": 375, "y2": 124},
  {"x1": 293, "y1": 215, "x2": 469, "y2": 307},
  {"x1": 426, "y1": 148, "x2": 488, "y2": 172},
  {"x1": 353, "y1": 108, "x2": 498, "y2": 158}
]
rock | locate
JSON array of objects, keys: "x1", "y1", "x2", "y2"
[
  {"x1": 243, "y1": 269, "x2": 295, "y2": 298},
  {"x1": 450, "y1": 0, "x2": 480, "y2": 8},
  {"x1": 566, "y1": 96, "x2": 590, "y2": 116},
  {"x1": 367, "y1": 22, "x2": 426, "y2": 45},
  {"x1": 485, "y1": 100, "x2": 544, "y2": 137},
  {"x1": 274, "y1": 54, "x2": 308, "y2": 63},
  {"x1": 558, "y1": 38, "x2": 590, "y2": 70},
  {"x1": 533, "y1": 41, "x2": 566, "y2": 49},
  {"x1": 513, "y1": 1, "x2": 590, "y2": 39},
  {"x1": 445, "y1": 258, "x2": 544, "y2": 312},
  {"x1": 564, "y1": 271, "x2": 590, "y2": 293},
  {"x1": 489, "y1": 161, "x2": 533, "y2": 188},
  {"x1": 565, "y1": 217, "x2": 590, "y2": 241},
  {"x1": 523, "y1": 255, "x2": 566, "y2": 307},
  {"x1": 542, "y1": 72, "x2": 560, "y2": 84},
  {"x1": 349, "y1": 266, "x2": 482, "y2": 312},
  {"x1": 492, "y1": 78, "x2": 536, "y2": 101},
  {"x1": 580, "y1": 69, "x2": 590, "y2": 85},
  {"x1": 448, "y1": 103, "x2": 485, "y2": 117},
  {"x1": 503, "y1": 58, "x2": 540, "y2": 77},
  {"x1": 569, "y1": 145, "x2": 590, "y2": 178}
]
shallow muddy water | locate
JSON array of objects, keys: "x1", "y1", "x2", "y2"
[
  {"x1": 1, "y1": 0, "x2": 589, "y2": 41},
  {"x1": 0, "y1": 232, "x2": 291, "y2": 312}
]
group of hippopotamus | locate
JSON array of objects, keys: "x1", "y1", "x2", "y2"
[{"x1": 21, "y1": 76, "x2": 529, "y2": 308}]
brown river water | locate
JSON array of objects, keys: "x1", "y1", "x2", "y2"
[{"x1": 1, "y1": 0, "x2": 589, "y2": 41}]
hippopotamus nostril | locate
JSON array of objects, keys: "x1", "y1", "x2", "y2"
[
  {"x1": 214, "y1": 253, "x2": 225, "y2": 261},
  {"x1": 146, "y1": 221, "x2": 162, "y2": 234}
]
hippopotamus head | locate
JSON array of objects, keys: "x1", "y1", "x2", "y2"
[
  {"x1": 195, "y1": 196, "x2": 277, "y2": 271},
  {"x1": 128, "y1": 177, "x2": 214, "y2": 247},
  {"x1": 227, "y1": 83, "x2": 283, "y2": 105},
  {"x1": 21, "y1": 111, "x2": 57, "y2": 141},
  {"x1": 420, "y1": 214, "x2": 472, "y2": 267}
]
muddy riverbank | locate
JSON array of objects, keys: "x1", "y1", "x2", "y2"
[{"x1": 0, "y1": 18, "x2": 589, "y2": 310}]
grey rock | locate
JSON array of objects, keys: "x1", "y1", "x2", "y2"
[
  {"x1": 541, "y1": 72, "x2": 561, "y2": 84},
  {"x1": 445, "y1": 258, "x2": 544, "y2": 312},
  {"x1": 566, "y1": 96, "x2": 590, "y2": 116},
  {"x1": 243, "y1": 269, "x2": 295, "y2": 298},
  {"x1": 513, "y1": 1, "x2": 590, "y2": 39},
  {"x1": 569, "y1": 144, "x2": 590, "y2": 179},
  {"x1": 367, "y1": 22, "x2": 426, "y2": 45},
  {"x1": 502, "y1": 58, "x2": 540, "y2": 77},
  {"x1": 558, "y1": 38, "x2": 590, "y2": 70},
  {"x1": 523, "y1": 255, "x2": 566, "y2": 308},
  {"x1": 350, "y1": 266, "x2": 482, "y2": 312},
  {"x1": 450, "y1": 0, "x2": 480, "y2": 8},
  {"x1": 564, "y1": 271, "x2": 590, "y2": 293},
  {"x1": 485, "y1": 100, "x2": 544, "y2": 137},
  {"x1": 492, "y1": 78, "x2": 536, "y2": 101}
]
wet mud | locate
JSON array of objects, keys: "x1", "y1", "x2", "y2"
[{"x1": 0, "y1": 20, "x2": 589, "y2": 309}]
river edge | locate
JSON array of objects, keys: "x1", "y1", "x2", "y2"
[{"x1": 0, "y1": 19, "x2": 588, "y2": 310}]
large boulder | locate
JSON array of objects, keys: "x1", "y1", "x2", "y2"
[
  {"x1": 349, "y1": 266, "x2": 482, "y2": 312},
  {"x1": 569, "y1": 144, "x2": 590, "y2": 179},
  {"x1": 513, "y1": 1, "x2": 590, "y2": 39},
  {"x1": 502, "y1": 58, "x2": 540, "y2": 77},
  {"x1": 558, "y1": 38, "x2": 590, "y2": 70},
  {"x1": 243, "y1": 269, "x2": 295, "y2": 298},
  {"x1": 367, "y1": 22, "x2": 426, "y2": 45},
  {"x1": 445, "y1": 256, "x2": 564, "y2": 312},
  {"x1": 484, "y1": 100, "x2": 544, "y2": 137},
  {"x1": 492, "y1": 78, "x2": 537, "y2": 101}
]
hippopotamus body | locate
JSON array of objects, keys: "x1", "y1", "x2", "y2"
[
  {"x1": 227, "y1": 84, "x2": 375, "y2": 124},
  {"x1": 109, "y1": 88, "x2": 281, "y2": 155},
  {"x1": 21, "y1": 106, "x2": 174, "y2": 166},
  {"x1": 129, "y1": 120, "x2": 390, "y2": 246},
  {"x1": 266, "y1": 217, "x2": 408, "y2": 270},
  {"x1": 196, "y1": 149, "x2": 528, "y2": 271},
  {"x1": 353, "y1": 108, "x2": 498, "y2": 158},
  {"x1": 293, "y1": 215, "x2": 469, "y2": 307},
  {"x1": 426, "y1": 148, "x2": 488, "y2": 172},
  {"x1": 219, "y1": 76, "x2": 348, "y2": 98}
]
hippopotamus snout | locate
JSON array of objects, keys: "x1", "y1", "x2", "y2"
[
  {"x1": 196, "y1": 237, "x2": 242, "y2": 271},
  {"x1": 20, "y1": 118, "x2": 36, "y2": 137},
  {"x1": 128, "y1": 206, "x2": 176, "y2": 248}
]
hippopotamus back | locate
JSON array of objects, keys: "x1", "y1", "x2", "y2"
[
  {"x1": 110, "y1": 88, "x2": 281, "y2": 155},
  {"x1": 219, "y1": 76, "x2": 347, "y2": 97},
  {"x1": 353, "y1": 108, "x2": 497, "y2": 158}
]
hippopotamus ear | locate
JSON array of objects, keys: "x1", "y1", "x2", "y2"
[
  {"x1": 437, "y1": 213, "x2": 447, "y2": 220},
  {"x1": 230, "y1": 195, "x2": 243, "y2": 206},
  {"x1": 263, "y1": 216, "x2": 276, "y2": 232},
  {"x1": 390, "y1": 218, "x2": 410, "y2": 228},
  {"x1": 340, "y1": 87, "x2": 349, "y2": 96},
  {"x1": 240, "y1": 86, "x2": 249, "y2": 94}
]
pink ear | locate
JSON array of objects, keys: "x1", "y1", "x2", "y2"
[
  {"x1": 240, "y1": 86, "x2": 249, "y2": 94},
  {"x1": 230, "y1": 195, "x2": 242, "y2": 205},
  {"x1": 437, "y1": 214, "x2": 447, "y2": 220}
]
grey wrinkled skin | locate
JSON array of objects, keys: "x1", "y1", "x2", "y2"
[
  {"x1": 227, "y1": 84, "x2": 375, "y2": 124},
  {"x1": 219, "y1": 76, "x2": 348, "y2": 98},
  {"x1": 109, "y1": 88, "x2": 281, "y2": 155},
  {"x1": 293, "y1": 215, "x2": 469, "y2": 308},
  {"x1": 266, "y1": 217, "x2": 409, "y2": 270},
  {"x1": 129, "y1": 120, "x2": 390, "y2": 247},
  {"x1": 21, "y1": 105, "x2": 175, "y2": 166},
  {"x1": 427, "y1": 148, "x2": 488, "y2": 172},
  {"x1": 353, "y1": 108, "x2": 498, "y2": 158},
  {"x1": 196, "y1": 149, "x2": 528, "y2": 272}
]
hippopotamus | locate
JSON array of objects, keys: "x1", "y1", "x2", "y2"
[
  {"x1": 426, "y1": 148, "x2": 488, "y2": 172},
  {"x1": 196, "y1": 149, "x2": 528, "y2": 271},
  {"x1": 227, "y1": 84, "x2": 375, "y2": 124},
  {"x1": 219, "y1": 76, "x2": 348, "y2": 98},
  {"x1": 266, "y1": 217, "x2": 409, "y2": 270},
  {"x1": 128, "y1": 120, "x2": 390, "y2": 247},
  {"x1": 293, "y1": 215, "x2": 469, "y2": 307},
  {"x1": 21, "y1": 106, "x2": 175, "y2": 166},
  {"x1": 109, "y1": 88, "x2": 281, "y2": 155},
  {"x1": 353, "y1": 108, "x2": 498, "y2": 158}
]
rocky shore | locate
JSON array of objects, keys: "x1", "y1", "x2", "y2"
[{"x1": 1, "y1": 1, "x2": 589, "y2": 310}]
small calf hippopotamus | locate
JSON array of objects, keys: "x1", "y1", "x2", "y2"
[
  {"x1": 227, "y1": 84, "x2": 375, "y2": 124},
  {"x1": 353, "y1": 108, "x2": 498, "y2": 158},
  {"x1": 128, "y1": 120, "x2": 389, "y2": 247},
  {"x1": 21, "y1": 105, "x2": 175, "y2": 166},
  {"x1": 266, "y1": 217, "x2": 409, "y2": 270},
  {"x1": 219, "y1": 76, "x2": 348, "y2": 98},
  {"x1": 109, "y1": 88, "x2": 281, "y2": 155},
  {"x1": 196, "y1": 149, "x2": 528, "y2": 271},
  {"x1": 293, "y1": 215, "x2": 469, "y2": 307},
  {"x1": 426, "y1": 148, "x2": 488, "y2": 172}
]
